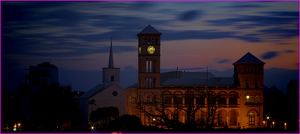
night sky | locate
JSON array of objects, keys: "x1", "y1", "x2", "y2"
[{"x1": 1, "y1": 1, "x2": 299, "y2": 94}]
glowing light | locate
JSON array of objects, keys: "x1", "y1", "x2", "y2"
[
  {"x1": 91, "y1": 126, "x2": 94, "y2": 130},
  {"x1": 263, "y1": 121, "x2": 265, "y2": 124},
  {"x1": 153, "y1": 118, "x2": 156, "y2": 121},
  {"x1": 147, "y1": 46, "x2": 155, "y2": 54},
  {"x1": 272, "y1": 121, "x2": 275, "y2": 125},
  {"x1": 284, "y1": 122, "x2": 287, "y2": 126},
  {"x1": 267, "y1": 116, "x2": 270, "y2": 120},
  {"x1": 18, "y1": 123, "x2": 20, "y2": 127},
  {"x1": 246, "y1": 96, "x2": 249, "y2": 99}
]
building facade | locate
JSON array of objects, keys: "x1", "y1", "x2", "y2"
[
  {"x1": 126, "y1": 25, "x2": 264, "y2": 129},
  {"x1": 78, "y1": 38, "x2": 125, "y2": 125}
]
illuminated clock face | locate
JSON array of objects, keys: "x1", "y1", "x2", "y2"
[
  {"x1": 139, "y1": 47, "x2": 141, "y2": 54},
  {"x1": 147, "y1": 46, "x2": 155, "y2": 54}
]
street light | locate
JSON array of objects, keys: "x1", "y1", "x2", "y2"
[{"x1": 284, "y1": 122, "x2": 287, "y2": 130}]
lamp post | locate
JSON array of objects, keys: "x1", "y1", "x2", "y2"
[
  {"x1": 266, "y1": 116, "x2": 270, "y2": 128},
  {"x1": 284, "y1": 122, "x2": 287, "y2": 130}
]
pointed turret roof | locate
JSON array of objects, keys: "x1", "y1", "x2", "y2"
[
  {"x1": 139, "y1": 24, "x2": 161, "y2": 34},
  {"x1": 108, "y1": 37, "x2": 114, "y2": 68},
  {"x1": 234, "y1": 52, "x2": 264, "y2": 64}
]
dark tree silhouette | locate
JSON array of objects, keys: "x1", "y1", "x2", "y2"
[
  {"x1": 28, "y1": 83, "x2": 80, "y2": 131},
  {"x1": 1, "y1": 87, "x2": 21, "y2": 132},
  {"x1": 89, "y1": 106, "x2": 119, "y2": 126},
  {"x1": 107, "y1": 114, "x2": 143, "y2": 132}
]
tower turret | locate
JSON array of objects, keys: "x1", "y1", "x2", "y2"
[{"x1": 137, "y1": 25, "x2": 162, "y2": 89}]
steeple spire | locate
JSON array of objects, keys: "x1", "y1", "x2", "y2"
[{"x1": 108, "y1": 37, "x2": 114, "y2": 68}]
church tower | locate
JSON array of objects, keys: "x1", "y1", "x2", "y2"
[
  {"x1": 137, "y1": 25, "x2": 162, "y2": 89},
  {"x1": 233, "y1": 52, "x2": 265, "y2": 89},
  {"x1": 103, "y1": 38, "x2": 120, "y2": 88}
]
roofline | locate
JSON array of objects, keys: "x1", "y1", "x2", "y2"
[
  {"x1": 233, "y1": 62, "x2": 265, "y2": 65},
  {"x1": 160, "y1": 85, "x2": 238, "y2": 88},
  {"x1": 102, "y1": 67, "x2": 121, "y2": 69},
  {"x1": 137, "y1": 33, "x2": 162, "y2": 36},
  {"x1": 88, "y1": 84, "x2": 125, "y2": 99}
]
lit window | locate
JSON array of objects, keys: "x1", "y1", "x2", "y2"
[
  {"x1": 249, "y1": 112, "x2": 255, "y2": 125},
  {"x1": 246, "y1": 96, "x2": 250, "y2": 103},
  {"x1": 255, "y1": 95, "x2": 258, "y2": 103}
]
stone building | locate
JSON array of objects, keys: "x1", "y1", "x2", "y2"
[{"x1": 126, "y1": 25, "x2": 264, "y2": 129}]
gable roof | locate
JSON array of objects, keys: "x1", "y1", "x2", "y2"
[
  {"x1": 79, "y1": 84, "x2": 105, "y2": 99},
  {"x1": 79, "y1": 84, "x2": 124, "y2": 99},
  {"x1": 234, "y1": 52, "x2": 264, "y2": 64},
  {"x1": 139, "y1": 24, "x2": 161, "y2": 34}
]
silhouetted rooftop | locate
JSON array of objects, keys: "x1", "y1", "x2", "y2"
[
  {"x1": 139, "y1": 24, "x2": 161, "y2": 34},
  {"x1": 36, "y1": 62, "x2": 58, "y2": 68},
  {"x1": 264, "y1": 85, "x2": 284, "y2": 94},
  {"x1": 234, "y1": 52, "x2": 264, "y2": 64}
]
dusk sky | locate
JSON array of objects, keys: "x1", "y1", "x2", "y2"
[{"x1": 2, "y1": 1, "x2": 299, "y2": 94}]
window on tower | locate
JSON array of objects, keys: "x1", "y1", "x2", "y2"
[
  {"x1": 146, "y1": 78, "x2": 149, "y2": 88},
  {"x1": 111, "y1": 76, "x2": 114, "y2": 81},
  {"x1": 153, "y1": 78, "x2": 156, "y2": 88},
  {"x1": 255, "y1": 79, "x2": 259, "y2": 88},
  {"x1": 246, "y1": 79, "x2": 250, "y2": 88}
]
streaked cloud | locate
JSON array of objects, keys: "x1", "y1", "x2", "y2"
[
  {"x1": 261, "y1": 51, "x2": 280, "y2": 60},
  {"x1": 284, "y1": 50, "x2": 296, "y2": 53},
  {"x1": 178, "y1": 10, "x2": 202, "y2": 22},
  {"x1": 216, "y1": 59, "x2": 231, "y2": 64}
]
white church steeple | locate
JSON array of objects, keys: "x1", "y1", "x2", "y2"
[
  {"x1": 102, "y1": 37, "x2": 120, "y2": 88},
  {"x1": 108, "y1": 37, "x2": 114, "y2": 68}
]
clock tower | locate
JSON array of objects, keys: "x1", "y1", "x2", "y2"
[{"x1": 137, "y1": 25, "x2": 161, "y2": 89}]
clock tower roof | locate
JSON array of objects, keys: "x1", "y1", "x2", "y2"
[
  {"x1": 139, "y1": 24, "x2": 161, "y2": 34},
  {"x1": 234, "y1": 52, "x2": 264, "y2": 64}
]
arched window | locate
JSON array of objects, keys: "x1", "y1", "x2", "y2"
[
  {"x1": 229, "y1": 110, "x2": 238, "y2": 125},
  {"x1": 246, "y1": 79, "x2": 250, "y2": 88},
  {"x1": 152, "y1": 95, "x2": 157, "y2": 102},
  {"x1": 146, "y1": 95, "x2": 150, "y2": 102},
  {"x1": 217, "y1": 110, "x2": 227, "y2": 126},
  {"x1": 249, "y1": 112, "x2": 255, "y2": 125},
  {"x1": 162, "y1": 91, "x2": 172, "y2": 104},
  {"x1": 195, "y1": 92, "x2": 205, "y2": 105},
  {"x1": 195, "y1": 110, "x2": 205, "y2": 124},
  {"x1": 229, "y1": 92, "x2": 238, "y2": 104},
  {"x1": 185, "y1": 91, "x2": 194, "y2": 106},
  {"x1": 173, "y1": 91, "x2": 183, "y2": 105},
  {"x1": 207, "y1": 91, "x2": 217, "y2": 104},
  {"x1": 255, "y1": 79, "x2": 259, "y2": 88},
  {"x1": 218, "y1": 92, "x2": 227, "y2": 105},
  {"x1": 165, "y1": 109, "x2": 172, "y2": 120}
]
